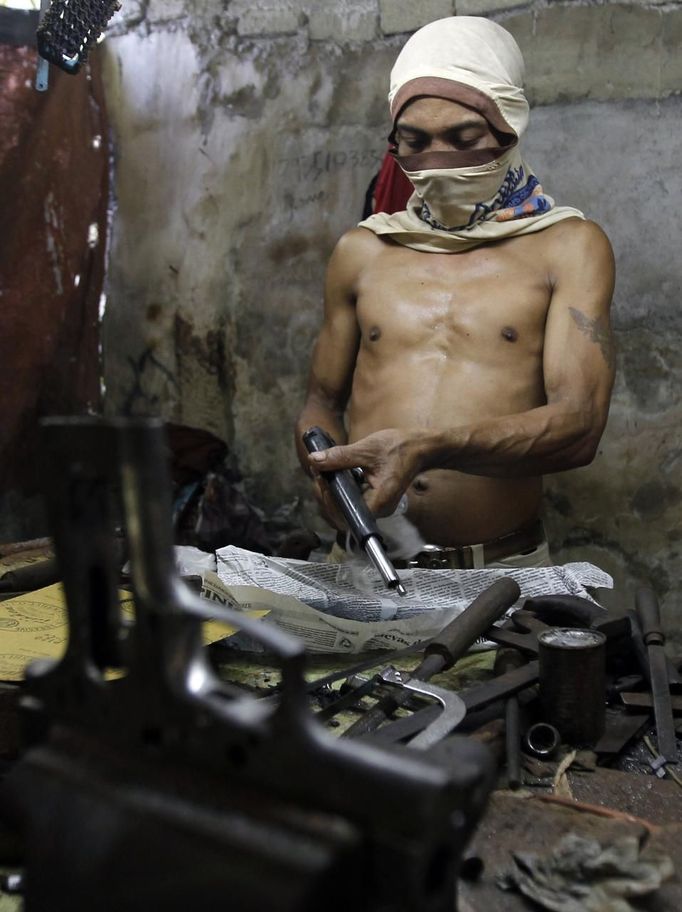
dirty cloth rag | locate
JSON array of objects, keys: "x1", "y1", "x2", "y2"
[{"x1": 497, "y1": 832, "x2": 673, "y2": 912}]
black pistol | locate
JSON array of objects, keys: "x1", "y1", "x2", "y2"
[{"x1": 303, "y1": 426, "x2": 407, "y2": 597}]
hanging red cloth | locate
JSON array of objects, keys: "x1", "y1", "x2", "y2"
[{"x1": 371, "y1": 151, "x2": 413, "y2": 215}]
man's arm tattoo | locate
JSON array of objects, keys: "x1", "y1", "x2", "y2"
[{"x1": 568, "y1": 307, "x2": 615, "y2": 370}]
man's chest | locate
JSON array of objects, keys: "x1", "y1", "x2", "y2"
[{"x1": 355, "y1": 240, "x2": 552, "y2": 353}]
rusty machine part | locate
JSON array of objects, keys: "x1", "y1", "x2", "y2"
[
  {"x1": 538, "y1": 627, "x2": 607, "y2": 747},
  {"x1": 37, "y1": 0, "x2": 120, "y2": 74},
  {"x1": 0, "y1": 417, "x2": 495, "y2": 912}
]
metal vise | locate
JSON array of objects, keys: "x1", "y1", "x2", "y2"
[{"x1": 0, "y1": 418, "x2": 494, "y2": 912}]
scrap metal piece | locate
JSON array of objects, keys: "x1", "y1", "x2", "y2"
[
  {"x1": 593, "y1": 708, "x2": 650, "y2": 757},
  {"x1": 0, "y1": 418, "x2": 494, "y2": 912},
  {"x1": 523, "y1": 722, "x2": 561, "y2": 760}
]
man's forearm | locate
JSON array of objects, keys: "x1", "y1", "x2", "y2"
[
  {"x1": 306, "y1": 401, "x2": 607, "y2": 517},
  {"x1": 417, "y1": 401, "x2": 602, "y2": 478}
]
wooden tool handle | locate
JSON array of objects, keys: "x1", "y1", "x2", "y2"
[
  {"x1": 425, "y1": 577, "x2": 521, "y2": 671},
  {"x1": 635, "y1": 587, "x2": 665, "y2": 646}
]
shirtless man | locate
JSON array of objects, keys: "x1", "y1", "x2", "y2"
[{"x1": 295, "y1": 17, "x2": 615, "y2": 567}]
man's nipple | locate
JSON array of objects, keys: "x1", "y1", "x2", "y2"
[
  {"x1": 369, "y1": 326, "x2": 382, "y2": 342},
  {"x1": 501, "y1": 326, "x2": 518, "y2": 342},
  {"x1": 412, "y1": 477, "x2": 429, "y2": 494}
]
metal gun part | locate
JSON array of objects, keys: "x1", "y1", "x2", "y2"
[{"x1": 302, "y1": 426, "x2": 406, "y2": 596}]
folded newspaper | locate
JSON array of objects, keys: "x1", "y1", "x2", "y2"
[{"x1": 210, "y1": 546, "x2": 613, "y2": 655}]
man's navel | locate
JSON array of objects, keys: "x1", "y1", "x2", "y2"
[{"x1": 501, "y1": 326, "x2": 518, "y2": 342}]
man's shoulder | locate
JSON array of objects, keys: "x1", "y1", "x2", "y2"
[
  {"x1": 539, "y1": 218, "x2": 615, "y2": 299},
  {"x1": 541, "y1": 217, "x2": 613, "y2": 256},
  {"x1": 334, "y1": 226, "x2": 387, "y2": 260},
  {"x1": 327, "y1": 227, "x2": 389, "y2": 285}
]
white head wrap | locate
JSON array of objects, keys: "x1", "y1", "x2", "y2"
[{"x1": 359, "y1": 17, "x2": 583, "y2": 253}]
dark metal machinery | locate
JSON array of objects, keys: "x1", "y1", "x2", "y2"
[{"x1": 0, "y1": 418, "x2": 494, "y2": 912}]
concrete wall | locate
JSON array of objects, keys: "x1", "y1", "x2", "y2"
[{"x1": 101, "y1": 1, "x2": 682, "y2": 637}]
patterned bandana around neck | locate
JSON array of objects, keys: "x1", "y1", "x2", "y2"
[{"x1": 358, "y1": 17, "x2": 583, "y2": 253}]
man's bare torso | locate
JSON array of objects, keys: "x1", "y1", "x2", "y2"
[{"x1": 346, "y1": 224, "x2": 570, "y2": 545}]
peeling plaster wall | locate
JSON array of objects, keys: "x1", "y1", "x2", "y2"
[{"x1": 101, "y1": 1, "x2": 681, "y2": 636}]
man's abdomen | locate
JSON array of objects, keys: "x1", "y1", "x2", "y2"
[
  {"x1": 347, "y1": 357, "x2": 546, "y2": 546},
  {"x1": 403, "y1": 468, "x2": 543, "y2": 546}
]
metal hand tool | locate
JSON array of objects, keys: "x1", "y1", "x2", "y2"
[
  {"x1": 377, "y1": 668, "x2": 466, "y2": 749},
  {"x1": 627, "y1": 608, "x2": 682, "y2": 689},
  {"x1": 262, "y1": 637, "x2": 434, "y2": 704},
  {"x1": 366, "y1": 660, "x2": 540, "y2": 746},
  {"x1": 303, "y1": 426, "x2": 406, "y2": 595},
  {"x1": 342, "y1": 577, "x2": 521, "y2": 739},
  {"x1": 635, "y1": 587, "x2": 678, "y2": 762},
  {"x1": 360, "y1": 599, "x2": 626, "y2": 749},
  {"x1": 314, "y1": 674, "x2": 386, "y2": 723}
]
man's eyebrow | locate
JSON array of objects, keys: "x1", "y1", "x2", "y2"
[
  {"x1": 396, "y1": 118, "x2": 487, "y2": 134},
  {"x1": 395, "y1": 123, "x2": 428, "y2": 134}
]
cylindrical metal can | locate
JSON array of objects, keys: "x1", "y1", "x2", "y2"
[{"x1": 538, "y1": 627, "x2": 607, "y2": 746}]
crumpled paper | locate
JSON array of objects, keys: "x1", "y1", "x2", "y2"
[{"x1": 497, "y1": 832, "x2": 673, "y2": 912}]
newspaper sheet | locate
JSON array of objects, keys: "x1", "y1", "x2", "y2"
[{"x1": 215, "y1": 546, "x2": 613, "y2": 655}]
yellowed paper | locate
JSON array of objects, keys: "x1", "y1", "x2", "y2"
[{"x1": 0, "y1": 583, "x2": 266, "y2": 682}]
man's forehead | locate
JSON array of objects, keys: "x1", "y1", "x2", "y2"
[{"x1": 396, "y1": 96, "x2": 489, "y2": 128}]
